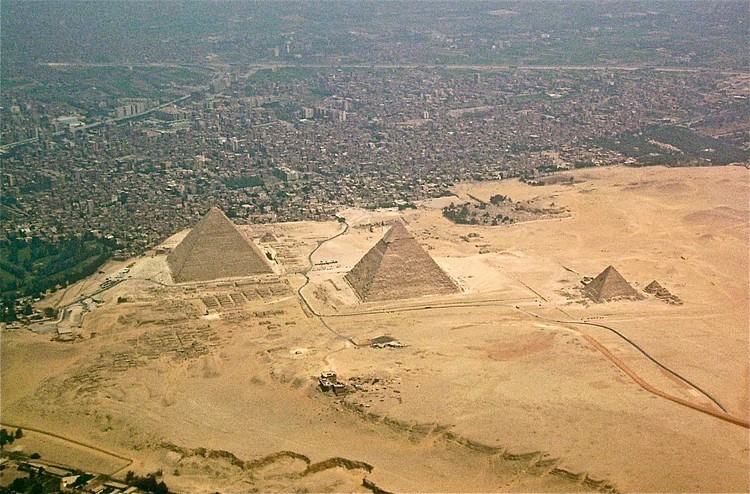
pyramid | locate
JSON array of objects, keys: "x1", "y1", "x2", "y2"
[
  {"x1": 584, "y1": 265, "x2": 642, "y2": 303},
  {"x1": 643, "y1": 279, "x2": 681, "y2": 303},
  {"x1": 260, "y1": 231, "x2": 278, "y2": 243},
  {"x1": 644, "y1": 280, "x2": 663, "y2": 294},
  {"x1": 345, "y1": 222, "x2": 459, "y2": 302},
  {"x1": 167, "y1": 207, "x2": 272, "y2": 283}
]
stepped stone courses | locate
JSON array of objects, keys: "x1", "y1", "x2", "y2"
[
  {"x1": 584, "y1": 265, "x2": 642, "y2": 303},
  {"x1": 644, "y1": 280, "x2": 664, "y2": 294},
  {"x1": 345, "y1": 222, "x2": 459, "y2": 302},
  {"x1": 644, "y1": 279, "x2": 683, "y2": 305},
  {"x1": 167, "y1": 207, "x2": 273, "y2": 283}
]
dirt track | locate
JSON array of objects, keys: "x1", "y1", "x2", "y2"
[
  {"x1": 0, "y1": 422, "x2": 132, "y2": 475},
  {"x1": 2, "y1": 165, "x2": 748, "y2": 493}
]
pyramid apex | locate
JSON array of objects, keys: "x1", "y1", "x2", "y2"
[
  {"x1": 382, "y1": 222, "x2": 412, "y2": 243},
  {"x1": 644, "y1": 280, "x2": 663, "y2": 294},
  {"x1": 205, "y1": 206, "x2": 228, "y2": 218}
]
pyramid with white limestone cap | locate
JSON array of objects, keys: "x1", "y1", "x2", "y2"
[{"x1": 345, "y1": 222, "x2": 459, "y2": 302}]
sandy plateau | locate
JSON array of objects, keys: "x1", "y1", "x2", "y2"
[{"x1": 2, "y1": 165, "x2": 748, "y2": 493}]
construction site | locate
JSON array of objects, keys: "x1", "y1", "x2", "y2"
[{"x1": 1, "y1": 165, "x2": 748, "y2": 493}]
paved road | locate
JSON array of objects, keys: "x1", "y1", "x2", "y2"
[
  {"x1": 294, "y1": 220, "x2": 358, "y2": 345},
  {"x1": 298, "y1": 278, "x2": 749, "y2": 429},
  {"x1": 0, "y1": 94, "x2": 192, "y2": 152},
  {"x1": 37, "y1": 60, "x2": 746, "y2": 76}
]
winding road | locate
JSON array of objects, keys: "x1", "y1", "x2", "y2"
[
  {"x1": 290, "y1": 222, "x2": 748, "y2": 429},
  {"x1": 514, "y1": 309, "x2": 749, "y2": 429},
  {"x1": 294, "y1": 220, "x2": 360, "y2": 345}
]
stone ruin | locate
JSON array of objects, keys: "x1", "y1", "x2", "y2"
[{"x1": 319, "y1": 371, "x2": 348, "y2": 395}]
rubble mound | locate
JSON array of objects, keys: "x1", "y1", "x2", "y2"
[
  {"x1": 167, "y1": 207, "x2": 272, "y2": 283},
  {"x1": 260, "y1": 231, "x2": 278, "y2": 243},
  {"x1": 583, "y1": 265, "x2": 643, "y2": 303},
  {"x1": 345, "y1": 222, "x2": 459, "y2": 302}
]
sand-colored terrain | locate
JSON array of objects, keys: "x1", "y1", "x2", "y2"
[{"x1": 2, "y1": 165, "x2": 748, "y2": 493}]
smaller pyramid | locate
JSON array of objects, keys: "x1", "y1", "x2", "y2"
[
  {"x1": 168, "y1": 207, "x2": 272, "y2": 283},
  {"x1": 345, "y1": 222, "x2": 459, "y2": 302},
  {"x1": 643, "y1": 280, "x2": 682, "y2": 304},
  {"x1": 644, "y1": 280, "x2": 663, "y2": 294},
  {"x1": 260, "y1": 231, "x2": 278, "y2": 243},
  {"x1": 584, "y1": 266, "x2": 642, "y2": 303}
]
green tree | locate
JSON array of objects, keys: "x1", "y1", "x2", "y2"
[
  {"x1": 1, "y1": 300, "x2": 17, "y2": 322},
  {"x1": 0, "y1": 428, "x2": 15, "y2": 449}
]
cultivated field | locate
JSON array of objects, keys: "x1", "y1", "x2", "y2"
[{"x1": 2, "y1": 165, "x2": 748, "y2": 493}]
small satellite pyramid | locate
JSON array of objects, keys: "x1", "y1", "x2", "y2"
[
  {"x1": 644, "y1": 280, "x2": 663, "y2": 294},
  {"x1": 584, "y1": 265, "x2": 642, "y2": 302},
  {"x1": 260, "y1": 231, "x2": 278, "y2": 243},
  {"x1": 643, "y1": 279, "x2": 682, "y2": 304},
  {"x1": 345, "y1": 222, "x2": 459, "y2": 302},
  {"x1": 167, "y1": 207, "x2": 272, "y2": 283}
]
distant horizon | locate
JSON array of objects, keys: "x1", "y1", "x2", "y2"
[{"x1": 3, "y1": 0, "x2": 747, "y2": 70}]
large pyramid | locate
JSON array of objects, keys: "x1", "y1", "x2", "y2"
[
  {"x1": 167, "y1": 207, "x2": 273, "y2": 283},
  {"x1": 584, "y1": 265, "x2": 642, "y2": 303},
  {"x1": 345, "y1": 222, "x2": 459, "y2": 302}
]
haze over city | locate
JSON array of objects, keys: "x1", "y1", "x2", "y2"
[{"x1": 1, "y1": 2, "x2": 748, "y2": 493}]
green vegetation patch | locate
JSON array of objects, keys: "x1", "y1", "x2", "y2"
[
  {"x1": 248, "y1": 67, "x2": 319, "y2": 85},
  {"x1": 0, "y1": 234, "x2": 114, "y2": 300},
  {"x1": 599, "y1": 124, "x2": 748, "y2": 166},
  {"x1": 224, "y1": 175, "x2": 264, "y2": 189},
  {"x1": 124, "y1": 470, "x2": 169, "y2": 493}
]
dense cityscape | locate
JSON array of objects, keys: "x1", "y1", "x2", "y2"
[
  {"x1": 1, "y1": 0, "x2": 748, "y2": 293},
  {"x1": 1, "y1": 3, "x2": 749, "y2": 494},
  {"x1": 3, "y1": 67, "x2": 747, "y2": 256}
]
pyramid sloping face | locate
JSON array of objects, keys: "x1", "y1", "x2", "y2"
[
  {"x1": 345, "y1": 223, "x2": 459, "y2": 302},
  {"x1": 167, "y1": 207, "x2": 273, "y2": 283},
  {"x1": 584, "y1": 265, "x2": 642, "y2": 302},
  {"x1": 644, "y1": 280, "x2": 663, "y2": 294},
  {"x1": 382, "y1": 222, "x2": 414, "y2": 243}
]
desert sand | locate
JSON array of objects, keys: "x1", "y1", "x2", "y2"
[{"x1": 2, "y1": 165, "x2": 748, "y2": 493}]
